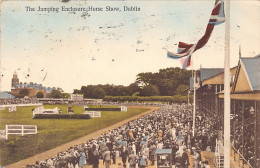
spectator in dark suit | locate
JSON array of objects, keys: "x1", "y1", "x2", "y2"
[{"x1": 121, "y1": 146, "x2": 128, "y2": 168}]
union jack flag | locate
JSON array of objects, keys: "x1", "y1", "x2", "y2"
[{"x1": 167, "y1": 0, "x2": 225, "y2": 69}]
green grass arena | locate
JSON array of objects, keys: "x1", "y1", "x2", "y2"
[{"x1": 0, "y1": 105, "x2": 149, "y2": 166}]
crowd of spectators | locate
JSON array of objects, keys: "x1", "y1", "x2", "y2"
[
  {"x1": 101, "y1": 101, "x2": 166, "y2": 106},
  {"x1": 232, "y1": 121, "x2": 255, "y2": 166},
  {"x1": 0, "y1": 98, "x2": 39, "y2": 105},
  {"x1": 37, "y1": 99, "x2": 166, "y2": 106},
  {"x1": 26, "y1": 104, "x2": 218, "y2": 168},
  {"x1": 230, "y1": 104, "x2": 256, "y2": 167}
]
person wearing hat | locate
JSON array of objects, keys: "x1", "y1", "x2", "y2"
[
  {"x1": 171, "y1": 142, "x2": 179, "y2": 166},
  {"x1": 103, "y1": 148, "x2": 111, "y2": 168},
  {"x1": 149, "y1": 143, "x2": 156, "y2": 166},
  {"x1": 77, "y1": 149, "x2": 87, "y2": 168},
  {"x1": 175, "y1": 151, "x2": 182, "y2": 168},
  {"x1": 138, "y1": 154, "x2": 148, "y2": 168},
  {"x1": 121, "y1": 146, "x2": 129, "y2": 168},
  {"x1": 193, "y1": 149, "x2": 200, "y2": 168},
  {"x1": 181, "y1": 147, "x2": 189, "y2": 168},
  {"x1": 111, "y1": 146, "x2": 117, "y2": 165},
  {"x1": 92, "y1": 149, "x2": 99, "y2": 168},
  {"x1": 128, "y1": 151, "x2": 138, "y2": 168}
]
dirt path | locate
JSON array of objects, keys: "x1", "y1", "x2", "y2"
[{"x1": 6, "y1": 106, "x2": 160, "y2": 168}]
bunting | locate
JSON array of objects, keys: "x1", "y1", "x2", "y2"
[{"x1": 167, "y1": 0, "x2": 225, "y2": 69}]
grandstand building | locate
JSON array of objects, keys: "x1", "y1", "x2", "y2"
[{"x1": 193, "y1": 54, "x2": 260, "y2": 167}]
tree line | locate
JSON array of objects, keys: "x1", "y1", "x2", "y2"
[{"x1": 74, "y1": 67, "x2": 192, "y2": 99}]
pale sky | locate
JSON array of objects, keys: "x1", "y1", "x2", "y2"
[{"x1": 1, "y1": 0, "x2": 260, "y2": 92}]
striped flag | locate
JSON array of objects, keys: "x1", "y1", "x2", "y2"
[{"x1": 167, "y1": 0, "x2": 225, "y2": 69}]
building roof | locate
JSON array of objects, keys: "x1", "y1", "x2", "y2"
[
  {"x1": 241, "y1": 55, "x2": 260, "y2": 91},
  {"x1": 14, "y1": 82, "x2": 54, "y2": 93},
  {"x1": 200, "y1": 68, "x2": 223, "y2": 82},
  {"x1": 0, "y1": 92, "x2": 15, "y2": 99},
  {"x1": 201, "y1": 67, "x2": 237, "y2": 86}
]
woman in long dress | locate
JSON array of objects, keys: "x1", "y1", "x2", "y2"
[{"x1": 77, "y1": 150, "x2": 87, "y2": 168}]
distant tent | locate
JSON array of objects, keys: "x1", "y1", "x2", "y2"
[{"x1": 0, "y1": 92, "x2": 15, "y2": 99}]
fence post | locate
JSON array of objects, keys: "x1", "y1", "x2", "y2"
[
  {"x1": 5, "y1": 125, "x2": 8, "y2": 140},
  {"x1": 22, "y1": 125, "x2": 24, "y2": 136}
]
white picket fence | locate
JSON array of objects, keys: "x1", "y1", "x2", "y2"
[
  {"x1": 84, "y1": 111, "x2": 101, "y2": 118},
  {"x1": 5, "y1": 125, "x2": 37, "y2": 140}
]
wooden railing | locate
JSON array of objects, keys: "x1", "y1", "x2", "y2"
[{"x1": 5, "y1": 125, "x2": 37, "y2": 140}]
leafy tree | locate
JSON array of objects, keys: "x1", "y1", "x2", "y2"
[
  {"x1": 73, "y1": 89, "x2": 82, "y2": 94},
  {"x1": 81, "y1": 85, "x2": 105, "y2": 99},
  {"x1": 100, "y1": 84, "x2": 114, "y2": 96},
  {"x1": 81, "y1": 85, "x2": 94, "y2": 98},
  {"x1": 75, "y1": 67, "x2": 191, "y2": 97},
  {"x1": 49, "y1": 90, "x2": 62, "y2": 98},
  {"x1": 62, "y1": 93, "x2": 70, "y2": 99},
  {"x1": 176, "y1": 84, "x2": 189, "y2": 96},
  {"x1": 140, "y1": 84, "x2": 160, "y2": 96},
  {"x1": 36, "y1": 92, "x2": 44, "y2": 98},
  {"x1": 126, "y1": 83, "x2": 140, "y2": 96},
  {"x1": 136, "y1": 67, "x2": 191, "y2": 96},
  {"x1": 136, "y1": 72, "x2": 153, "y2": 86},
  {"x1": 112, "y1": 85, "x2": 127, "y2": 96},
  {"x1": 92, "y1": 87, "x2": 105, "y2": 99},
  {"x1": 18, "y1": 89, "x2": 29, "y2": 98}
]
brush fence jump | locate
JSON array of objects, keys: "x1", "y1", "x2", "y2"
[
  {"x1": 5, "y1": 125, "x2": 37, "y2": 140},
  {"x1": 83, "y1": 106, "x2": 127, "y2": 112},
  {"x1": 33, "y1": 106, "x2": 60, "y2": 117},
  {"x1": 84, "y1": 111, "x2": 101, "y2": 118}
]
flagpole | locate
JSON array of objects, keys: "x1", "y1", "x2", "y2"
[
  {"x1": 224, "y1": 0, "x2": 230, "y2": 167},
  {"x1": 188, "y1": 90, "x2": 190, "y2": 104},
  {"x1": 192, "y1": 55, "x2": 196, "y2": 137},
  {"x1": 192, "y1": 69, "x2": 196, "y2": 137}
]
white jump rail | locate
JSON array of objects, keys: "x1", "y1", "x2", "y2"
[
  {"x1": 120, "y1": 106, "x2": 127, "y2": 112},
  {"x1": 33, "y1": 106, "x2": 60, "y2": 117},
  {"x1": 5, "y1": 125, "x2": 37, "y2": 140},
  {"x1": 84, "y1": 111, "x2": 101, "y2": 118}
]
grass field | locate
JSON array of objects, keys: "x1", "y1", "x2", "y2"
[{"x1": 0, "y1": 105, "x2": 149, "y2": 166}]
